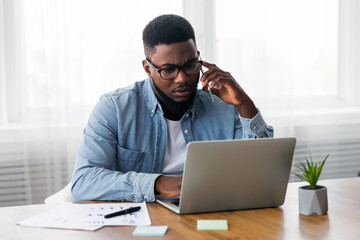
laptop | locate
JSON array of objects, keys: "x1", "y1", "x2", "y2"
[{"x1": 156, "y1": 137, "x2": 296, "y2": 214}]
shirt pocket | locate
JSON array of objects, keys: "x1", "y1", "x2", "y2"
[{"x1": 116, "y1": 144, "x2": 145, "y2": 173}]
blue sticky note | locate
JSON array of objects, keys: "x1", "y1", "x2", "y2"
[
  {"x1": 133, "y1": 226, "x2": 168, "y2": 236},
  {"x1": 197, "y1": 220, "x2": 228, "y2": 231}
]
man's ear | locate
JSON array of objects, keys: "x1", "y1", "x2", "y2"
[{"x1": 142, "y1": 60, "x2": 152, "y2": 78}]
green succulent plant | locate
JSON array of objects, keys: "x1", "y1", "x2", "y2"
[{"x1": 292, "y1": 151, "x2": 329, "y2": 189}]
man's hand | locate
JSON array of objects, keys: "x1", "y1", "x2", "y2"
[
  {"x1": 200, "y1": 60, "x2": 258, "y2": 118},
  {"x1": 155, "y1": 176, "x2": 182, "y2": 198}
]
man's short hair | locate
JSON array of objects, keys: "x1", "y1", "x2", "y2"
[{"x1": 142, "y1": 14, "x2": 196, "y2": 58}]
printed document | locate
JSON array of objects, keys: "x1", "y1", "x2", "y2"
[{"x1": 17, "y1": 202, "x2": 151, "y2": 231}]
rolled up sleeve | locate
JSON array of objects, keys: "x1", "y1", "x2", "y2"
[{"x1": 236, "y1": 108, "x2": 274, "y2": 139}]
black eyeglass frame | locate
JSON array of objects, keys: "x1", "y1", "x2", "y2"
[{"x1": 146, "y1": 51, "x2": 203, "y2": 80}]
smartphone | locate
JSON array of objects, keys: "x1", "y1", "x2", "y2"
[{"x1": 200, "y1": 67, "x2": 214, "y2": 102}]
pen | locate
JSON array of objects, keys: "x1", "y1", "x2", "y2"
[{"x1": 104, "y1": 206, "x2": 141, "y2": 219}]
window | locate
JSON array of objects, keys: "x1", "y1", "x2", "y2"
[
  {"x1": 3, "y1": 0, "x2": 183, "y2": 122},
  {"x1": 215, "y1": 0, "x2": 338, "y2": 99},
  {"x1": 183, "y1": 0, "x2": 360, "y2": 129},
  {"x1": 4, "y1": 0, "x2": 358, "y2": 124}
]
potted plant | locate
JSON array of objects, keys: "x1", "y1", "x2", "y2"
[{"x1": 292, "y1": 152, "x2": 329, "y2": 215}]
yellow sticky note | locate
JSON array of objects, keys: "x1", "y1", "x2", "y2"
[{"x1": 197, "y1": 220, "x2": 228, "y2": 231}]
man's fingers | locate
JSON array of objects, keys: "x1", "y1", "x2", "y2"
[
  {"x1": 200, "y1": 68, "x2": 216, "y2": 82},
  {"x1": 201, "y1": 72, "x2": 228, "y2": 88},
  {"x1": 201, "y1": 60, "x2": 217, "y2": 69},
  {"x1": 200, "y1": 61, "x2": 228, "y2": 86}
]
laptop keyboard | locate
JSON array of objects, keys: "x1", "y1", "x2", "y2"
[{"x1": 171, "y1": 200, "x2": 180, "y2": 207}]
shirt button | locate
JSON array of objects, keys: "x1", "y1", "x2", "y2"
[
  {"x1": 186, "y1": 113, "x2": 189, "y2": 117},
  {"x1": 252, "y1": 125, "x2": 256, "y2": 130},
  {"x1": 151, "y1": 109, "x2": 154, "y2": 113},
  {"x1": 184, "y1": 130, "x2": 189, "y2": 134},
  {"x1": 144, "y1": 195, "x2": 148, "y2": 199}
]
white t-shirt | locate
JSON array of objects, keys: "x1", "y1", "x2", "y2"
[{"x1": 162, "y1": 118, "x2": 187, "y2": 176}]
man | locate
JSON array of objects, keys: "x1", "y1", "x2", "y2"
[{"x1": 71, "y1": 14, "x2": 273, "y2": 202}]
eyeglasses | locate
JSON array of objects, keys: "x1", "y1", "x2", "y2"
[{"x1": 146, "y1": 51, "x2": 203, "y2": 80}]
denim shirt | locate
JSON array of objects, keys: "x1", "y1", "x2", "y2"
[{"x1": 71, "y1": 78, "x2": 274, "y2": 202}]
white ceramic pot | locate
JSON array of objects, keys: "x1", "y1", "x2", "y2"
[{"x1": 298, "y1": 185, "x2": 328, "y2": 215}]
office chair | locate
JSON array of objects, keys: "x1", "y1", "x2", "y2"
[{"x1": 44, "y1": 182, "x2": 74, "y2": 203}]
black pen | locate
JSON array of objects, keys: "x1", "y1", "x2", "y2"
[{"x1": 104, "y1": 206, "x2": 141, "y2": 219}]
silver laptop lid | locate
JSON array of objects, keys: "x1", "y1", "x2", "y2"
[{"x1": 178, "y1": 137, "x2": 296, "y2": 214}]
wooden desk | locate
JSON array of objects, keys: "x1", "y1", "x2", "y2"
[{"x1": 1, "y1": 177, "x2": 359, "y2": 240}]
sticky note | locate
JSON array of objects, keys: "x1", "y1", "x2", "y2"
[
  {"x1": 133, "y1": 225, "x2": 168, "y2": 236},
  {"x1": 197, "y1": 220, "x2": 228, "y2": 231}
]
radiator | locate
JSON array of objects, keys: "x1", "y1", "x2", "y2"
[
  {"x1": 289, "y1": 123, "x2": 360, "y2": 182},
  {"x1": 0, "y1": 140, "x2": 70, "y2": 207},
  {"x1": 290, "y1": 138, "x2": 360, "y2": 182}
]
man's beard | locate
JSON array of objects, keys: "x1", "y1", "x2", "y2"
[{"x1": 151, "y1": 79, "x2": 197, "y2": 119}]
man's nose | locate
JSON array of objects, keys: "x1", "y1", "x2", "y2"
[{"x1": 174, "y1": 68, "x2": 190, "y2": 84}]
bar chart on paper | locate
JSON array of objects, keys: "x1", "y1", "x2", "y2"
[{"x1": 17, "y1": 202, "x2": 151, "y2": 231}]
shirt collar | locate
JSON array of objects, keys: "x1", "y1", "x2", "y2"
[
  {"x1": 143, "y1": 77, "x2": 197, "y2": 121},
  {"x1": 143, "y1": 77, "x2": 161, "y2": 117}
]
